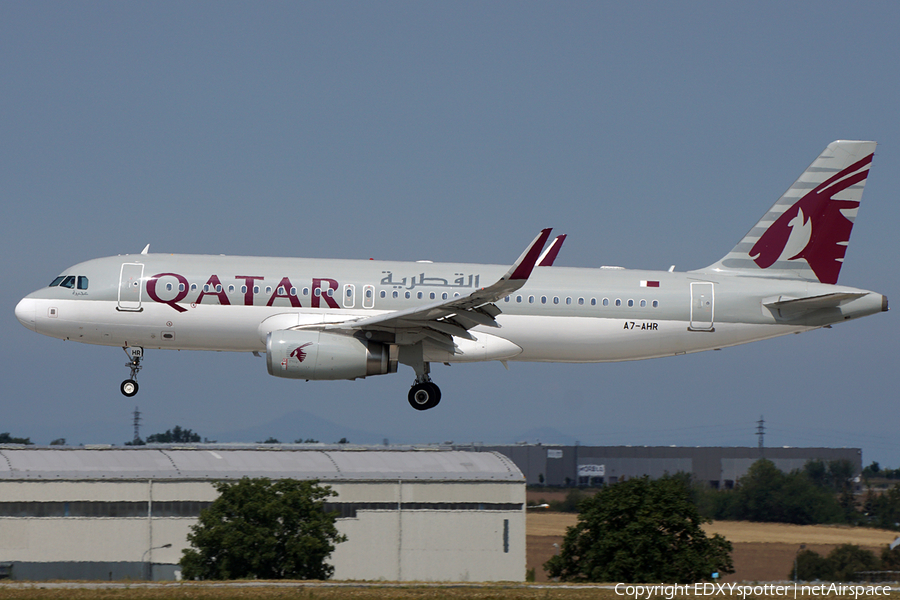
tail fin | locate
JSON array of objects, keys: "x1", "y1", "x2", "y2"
[{"x1": 701, "y1": 140, "x2": 876, "y2": 284}]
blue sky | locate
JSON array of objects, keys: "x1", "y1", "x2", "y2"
[{"x1": 3, "y1": 3, "x2": 898, "y2": 465}]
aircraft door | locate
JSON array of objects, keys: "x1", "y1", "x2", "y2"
[
  {"x1": 118, "y1": 263, "x2": 144, "y2": 311},
  {"x1": 689, "y1": 282, "x2": 714, "y2": 331}
]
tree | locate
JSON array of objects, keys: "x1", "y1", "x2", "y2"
[
  {"x1": 147, "y1": 426, "x2": 201, "y2": 444},
  {"x1": 0, "y1": 433, "x2": 33, "y2": 445},
  {"x1": 544, "y1": 475, "x2": 733, "y2": 583},
  {"x1": 729, "y1": 460, "x2": 845, "y2": 525},
  {"x1": 49, "y1": 438, "x2": 66, "y2": 446},
  {"x1": 791, "y1": 545, "x2": 880, "y2": 581},
  {"x1": 180, "y1": 478, "x2": 346, "y2": 580}
]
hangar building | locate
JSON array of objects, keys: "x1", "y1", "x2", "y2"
[
  {"x1": 455, "y1": 444, "x2": 862, "y2": 488},
  {"x1": 0, "y1": 446, "x2": 524, "y2": 582}
]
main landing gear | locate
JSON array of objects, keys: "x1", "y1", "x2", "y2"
[
  {"x1": 120, "y1": 347, "x2": 143, "y2": 398},
  {"x1": 407, "y1": 362, "x2": 441, "y2": 411}
]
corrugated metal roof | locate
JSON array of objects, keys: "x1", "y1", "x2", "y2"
[{"x1": 0, "y1": 447, "x2": 523, "y2": 482}]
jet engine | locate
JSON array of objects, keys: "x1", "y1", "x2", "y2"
[{"x1": 266, "y1": 330, "x2": 397, "y2": 381}]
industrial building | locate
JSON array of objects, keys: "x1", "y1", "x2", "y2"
[
  {"x1": 0, "y1": 446, "x2": 525, "y2": 582},
  {"x1": 453, "y1": 444, "x2": 862, "y2": 488}
]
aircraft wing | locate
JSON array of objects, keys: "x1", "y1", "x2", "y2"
[{"x1": 319, "y1": 229, "x2": 553, "y2": 351}]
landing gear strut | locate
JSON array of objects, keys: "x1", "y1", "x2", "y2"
[
  {"x1": 407, "y1": 362, "x2": 441, "y2": 411},
  {"x1": 121, "y1": 347, "x2": 143, "y2": 397}
]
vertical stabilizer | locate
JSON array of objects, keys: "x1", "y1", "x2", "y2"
[{"x1": 701, "y1": 140, "x2": 876, "y2": 284}]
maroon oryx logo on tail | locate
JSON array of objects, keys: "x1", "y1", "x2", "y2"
[
  {"x1": 749, "y1": 153, "x2": 873, "y2": 285},
  {"x1": 290, "y1": 343, "x2": 313, "y2": 363}
]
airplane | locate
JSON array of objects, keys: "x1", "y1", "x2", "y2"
[{"x1": 15, "y1": 140, "x2": 888, "y2": 411}]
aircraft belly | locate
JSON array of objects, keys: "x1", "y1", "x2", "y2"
[{"x1": 495, "y1": 316, "x2": 807, "y2": 362}]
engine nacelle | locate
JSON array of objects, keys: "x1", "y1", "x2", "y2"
[{"x1": 266, "y1": 330, "x2": 397, "y2": 381}]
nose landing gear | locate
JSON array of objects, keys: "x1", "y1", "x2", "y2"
[{"x1": 120, "y1": 347, "x2": 143, "y2": 397}]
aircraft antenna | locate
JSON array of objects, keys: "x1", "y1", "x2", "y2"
[
  {"x1": 132, "y1": 406, "x2": 142, "y2": 445},
  {"x1": 756, "y1": 415, "x2": 765, "y2": 458}
]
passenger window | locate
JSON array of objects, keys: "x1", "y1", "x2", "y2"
[
  {"x1": 516, "y1": 295, "x2": 522, "y2": 303},
  {"x1": 60, "y1": 276, "x2": 76, "y2": 289},
  {"x1": 380, "y1": 291, "x2": 386, "y2": 298},
  {"x1": 602, "y1": 298, "x2": 608, "y2": 306},
  {"x1": 49, "y1": 276, "x2": 66, "y2": 287},
  {"x1": 529, "y1": 296, "x2": 535, "y2": 304},
  {"x1": 77, "y1": 276, "x2": 89, "y2": 290},
  {"x1": 314, "y1": 288, "x2": 321, "y2": 297},
  {"x1": 615, "y1": 299, "x2": 622, "y2": 307},
  {"x1": 392, "y1": 291, "x2": 399, "y2": 299},
  {"x1": 303, "y1": 288, "x2": 309, "y2": 296},
  {"x1": 366, "y1": 289, "x2": 373, "y2": 299},
  {"x1": 640, "y1": 299, "x2": 646, "y2": 307},
  {"x1": 178, "y1": 283, "x2": 185, "y2": 292},
  {"x1": 566, "y1": 297, "x2": 571, "y2": 305},
  {"x1": 166, "y1": 283, "x2": 173, "y2": 292},
  {"x1": 591, "y1": 298, "x2": 597, "y2": 306},
  {"x1": 553, "y1": 297, "x2": 559, "y2": 304},
  {"x1": 627, "y1": 299, "x2": 634, "y2": 307},
  {"x1": 203, "y1": 284, "x2": 211, "y2": 293},
  {"x1": 215, "y1": 285, "x2": 222, "y2": 293},
  {"x1": 442, "y1": 293, "x2": 448, "y2": 300},
  {"x1": 504, "y1": 296, "x2": 510, "y2": 302},
  {"x1": 228, "y1": 285, "x2": 235, "y2": 293},
  {"x1": 253, "y1": 286, "x2": 259, "y2": 294},
  {"x1": 241, "y1": 286, "x2": 247, "y2": 294},
  {"x1": 417, "y1": 291, "x2": 423, "y2": 299},
  {"x1": 578, "y1": 298, "x2": 584, "y2": 305},
  {"x1": 290, "y1": 287, "x2": 297, "y2": 296},
  {"x1": 541, "y1": 296, "x2": 547, "y2": 304},
  {"x1": 652, "y1": 300, "x2": 659, "y2": 308},
  {"x1": 327, "y1": 289, "x2": 333, "y2": 297},
  {"x1": 430, "y1": 292, "x2": 435, "y2": 300},
  {"x1": 191, "y1": 284, "x2": 198, "y2": 292}
]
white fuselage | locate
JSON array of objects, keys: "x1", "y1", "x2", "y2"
[{"x1": 15, "y1": 253, "x2": 886, "y2": 364}]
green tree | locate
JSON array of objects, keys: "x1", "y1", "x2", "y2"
[
  {"x1": 731, "y1": 460, "x2": 844, "y2": 524},
  {"x1": 0, "y1": 433, "x2": 33, "y2": 445},
  {"x1": 180, "y1": 478, "x2": 346, "y2": 580},
  {"x1": 791, "y1": 545, "x2": 880, "y2": 581},
  {"x1": 544, "y1": 475, "x2": 733, "y2": 583},
  {"x1": 147, "y1": 426, "x2": 201, "y2": 444}
]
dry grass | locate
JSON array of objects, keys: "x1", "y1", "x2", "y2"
[{"x1": 527, "y1": 513, "x2": 900, "y2": 546}]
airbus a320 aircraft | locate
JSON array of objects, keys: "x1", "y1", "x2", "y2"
[{"x1": 15, "y1": 141, "x2": 888, "y2": 410}]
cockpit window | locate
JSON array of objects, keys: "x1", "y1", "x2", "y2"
[{"x1": 49, "y1": 275, "x2": 89, "y2": 290}]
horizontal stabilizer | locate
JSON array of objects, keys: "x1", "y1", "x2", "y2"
[{"x1": 764, "y1": 292, "x2": 868, "y2": 316}]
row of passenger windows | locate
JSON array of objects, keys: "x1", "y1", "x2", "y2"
[
  {"x1": 158, "y1": 279, "x2": 660, "y2": 309},
  {"x1": 504, "y1": 295, "x2": 660, "y2": 308},
  {"x1": 162, "y1": 282, "x2": 336, "y2": 298},
  {"x1": 48, "y1": 275, "x2": 89, "y2": 290},
  {"x1": 376, "y1": 289, "x2": 659, "y2": 308}
]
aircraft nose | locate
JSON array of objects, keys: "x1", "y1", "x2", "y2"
[{"x1": 15, "y1": 297, "x2": 36, "y2": 331}]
